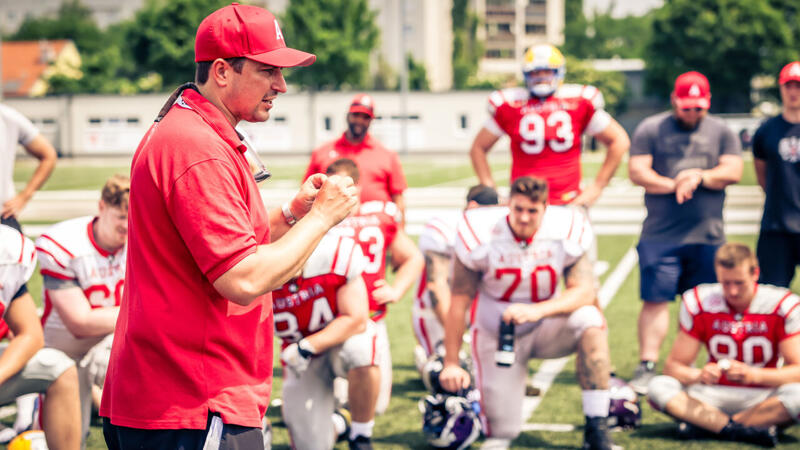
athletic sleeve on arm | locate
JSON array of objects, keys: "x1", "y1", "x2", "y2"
[
  {"x1": 43, "y1": 274, "x2": 80, "y2": 290},
  {"x1": 563, "y1": 209, "x2": 594, "y2": 265},
  {"x1": 778, "y1": 294, "x2": 800, "y2": 340},
  {"x1": 387, "y1": 151, "x2": 407, "y2": 196},
  {"x1": 166, "y1": 159, "x2": 259, "y2": 283},
  {"x1": 629, "y1": 120, "x2": 654, "y2": 157},
  {"x1": 4, "y1": 106, "x2": 39, "y2": 146},
  {"x1": 752, "y1": 122, "x2": 767, "y2": 160},
  {"x1": 720, "y1": 123, "x2": 742, "y2": 156},
  {"x1": 679, "y1": 289, "x2": 703, "y2": 340}
]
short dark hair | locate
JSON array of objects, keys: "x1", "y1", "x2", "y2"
[
  {"x1": 715, "y1": 242, "x2": 758, "y2": 274},
  {"x1": 466, "y1": 184, "x2": 499, "y2": 206},
  {"x1": 325, "y1": 158, "x2": 360, "y2": 184},
  {"x1": 195, "y1": 57, "x2": 246, "y2": 84},
  {"x1": 510, "y1": 176, "x2": 548, "y2": 204}
]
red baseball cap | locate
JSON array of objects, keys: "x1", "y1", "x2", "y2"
[
  {"x1": 195, "y1": 3, "x2": 315, "y2": 68},
  {"x1": 673, "y1": 71, "x2": 711, "y2": 109},
  {"x1": 779, "y1": 61, "x2": 800, "y2": 85},
  {"x1": 349, "y1": 94, "x2": 375, "y2": 118}
]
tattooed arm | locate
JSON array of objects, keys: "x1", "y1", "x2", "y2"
[
  {"x1": 425, "y1": 250, "x2": 452, "y2": 325},
  {"x1": 440, "y1": 257, "x2": 480, "y2": 392},
  {"x1": 502, "y1": 253, "x2": 596, "y2": 325}
]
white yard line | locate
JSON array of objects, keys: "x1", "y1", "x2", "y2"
[{"x1": 481, "y1": 247, "x2": 638, "y2": 449}]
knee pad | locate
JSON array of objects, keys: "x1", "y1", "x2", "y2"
[
  {"x1": 647, "y1": 375, "x2": 682, "y2": 411},
  {"x1": 569, "y1": 305, "x2": 605, "y2": 337},
  {"x1": 776, "y1": 383, "x2": 800, "y2": 422}
]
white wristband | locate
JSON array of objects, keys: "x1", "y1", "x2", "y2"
[{"x1": 282, "y1": 202, "x2": 297, "y2": 226}]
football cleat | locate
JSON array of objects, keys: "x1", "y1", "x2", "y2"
[
  {"x1": 583, "y1": 416, "x2": 615, "y2": 450},
  {"x1": 420, "y1": 391, "x2": 482, "y2": 449},
  {"x1": 348, "y1": 434, "x2": 373, "y2": 450},
  {"x1": 607, "y1": 375, "x2": 642, "y2": 430},
  {"x1": 521, "y1": 44, "x2": 566, "y2": 98},
  {"x1": 629, "y1": 361, "x2": 656, "y2": 395}
]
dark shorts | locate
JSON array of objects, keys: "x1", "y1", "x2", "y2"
[
  {"x1": 103, "y1": 413, "x2": 263, "y2": 450},
  {"x1": 757, "y1": 231, "x2": 800, "y2": 288},
  {"x1": 1, "y1": 215, "x2": 22, "y2": 232},
  {"x1": 637, "y1": 241, "x2": 719, "y2": 302}
]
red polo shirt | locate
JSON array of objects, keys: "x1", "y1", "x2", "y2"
[
  {"x1": 304, "y1": 133, "x2": 407, "y2": 203},
  {"x1": 100, "y1": 89, "x2": 272, "y2": 429}
]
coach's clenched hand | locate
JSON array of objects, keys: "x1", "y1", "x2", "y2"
[{"x1": 307, "y1": 174, "x2": 359, "y2": 228}]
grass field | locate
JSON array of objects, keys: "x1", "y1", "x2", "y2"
[{"x1": 3, "y1": 153, "x2": 797, "y2": 449}]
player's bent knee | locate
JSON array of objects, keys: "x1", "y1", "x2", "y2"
[
  {"x1": 570, "y1": 305, "x2": 606, "y2": 336},
  {"x1": 35, "y1": 348, "x2": 77, "y2": 385},
  {"x1": 776, "y1": 383, "x2": 800, "y2": 422},
  {"x1": 647, "y1": 375, "x2": 682, "y2": 411}
]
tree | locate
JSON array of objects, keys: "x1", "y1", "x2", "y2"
[
  {"x1": 280, "y1": 0, "x2": 379, "y2": 90},
  {"x1": 562, "y1": 0, "x2": 653, "y2": 60},
  {"x1": 452, "y1": 0, "x2": 483, "y2": 89},
  {"x1": 565, "y1": 57, "x2": 628, "y2": 115},
  {"x1": 123, "y1": 0, "x2": 228, "y2": 88},
  {"x1": 9, "y1": 0, "x2": 104, "y2": 55},
  {"x1": 645, "y1": 0, "x2": 796, "y2": 111}
]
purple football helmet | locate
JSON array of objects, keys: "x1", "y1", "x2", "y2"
[
  {"x1": 420, "y1": 390, "x2": 482, "y2": 449},
  {"x1": 607, "y1": 375, "x2": 642, "y2": 430}
]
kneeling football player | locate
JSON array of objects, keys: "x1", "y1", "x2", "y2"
[{"x1": 273, "y1": 232, "x2": 380, "y2": 450}]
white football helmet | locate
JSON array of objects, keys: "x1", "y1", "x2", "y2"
[{"x1": 522, "y1": 44, "x2": 566, "y2": 98}]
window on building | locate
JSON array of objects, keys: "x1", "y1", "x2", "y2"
[
  {"x1": 525, "y1": 24, "x2": 546, "y2": 34},
  {"x1": 324, "y1": 116, "x2": 332, "y2": 131},
  {"x1": 459, "y1": 114, "x2": 468, "y2": 130}
]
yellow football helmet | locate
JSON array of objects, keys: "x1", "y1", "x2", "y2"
[{"x1": 521, "y1": 44, "x2": 566, "y2": 98}]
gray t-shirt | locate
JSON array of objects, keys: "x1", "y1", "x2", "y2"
[
  {"x1": 630, "y1": 111, "x2": 741, "y2": 244},
  {"x1": 0, "y1": 104, "x2": 39, "y2": 204}
]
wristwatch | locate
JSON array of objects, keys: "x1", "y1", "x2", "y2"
[{"x1": 282, "y1": 202, "x2": 297, "y2": 226}]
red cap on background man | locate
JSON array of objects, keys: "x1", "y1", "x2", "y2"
[
  {"x1": 195, "y1": 2, "x2": 315, "y2": 68},
  {"x1": 779, "y1": 61, "x2": 800, "y2": 85},
  {"x1": 349, "y1": 94, "x2": 375, "y2": 118},
  {"x1": 672, "y1": 71, "x2": 711, "y2": 109}
]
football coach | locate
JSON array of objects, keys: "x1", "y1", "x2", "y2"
[{"x1": 100, "y1": 3, "x2": 359, "y2": 448}]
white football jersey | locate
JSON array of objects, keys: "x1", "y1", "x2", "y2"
[
  {"x1": 455, "y1": 205, "x2": 593, "y2": 335},
  {"x1": 35, "y1": 216, "x2": 126, "y2": 359},
  {"x1": 414, "y1": 216, "x2": 458, "y2": 310},
  {"x1": 0, "y1": 224, "x2": 37, "y2": 318}
]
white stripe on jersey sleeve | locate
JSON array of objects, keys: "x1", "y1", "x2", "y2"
[
  {"x1": 304, "y1": 233, "x2": 343, "y2": 278},
  {"x1": 418, "y1": 217, "x2": 455, "y2": 255},
  {"x1": 564, "y1": 208, "x2": 594, "y2": 260},
  {"x1": 344, "y1": 241, "x2": 367, "y2": 281},
  {"x1": 779, "y1": 293, "x2": 800, "y2": 337},
  {"x1": 483, "y1": 117, "x2": 504, "y2": 137},
  {"x1": 0, "y1": 226, "x2": 37, "y2": 307},
  {"x1": 35, "y1": 234, "x2": 77, "y2": 279},
  {"x1": 585, "y1": 110, "x2": 612, "y2": 136},
  {"x1": 679, "y1": 289, "x2": 699, "y2": 332}
]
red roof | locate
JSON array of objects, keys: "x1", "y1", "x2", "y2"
[{"x1": 2, "y1": 40, "x2": 72, "y2": 97}]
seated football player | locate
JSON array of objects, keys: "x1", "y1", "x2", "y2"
[
  {"x1": 0, "y1": 224, "x2": 81, "y2": 450},
  {"x1": 439, "y1": 176, "x2": 616, "y2": 450},
  {"x1": 34, "y1": 174, "x2": 128, "y2": 444},
  {"x1": 648, "y1": 242, "x2": 800, "y2": 447},
  {"x1": 273, "y1": 232, "x2": 380, "y2": 450},
  {"x1": 412, "y1": 184, "x2": 499, "y2": 370},
  {"x1": 326, "y1": 158, "x2": 424, "y2": 415}
]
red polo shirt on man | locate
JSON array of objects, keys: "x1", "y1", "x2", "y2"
[
  {"x1": 100, "y1": 89, "x2": 272, "y2": 429},
  {"x1": 304, "y1": 133, "x2": 407, "y2": 203}
]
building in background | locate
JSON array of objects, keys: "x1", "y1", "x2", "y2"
[
  {"x1": 474, "y1": 0, "x2": 564, "y2": 78},
  {"x1": 2, "y1": 40, "x2": 81, "y2": 97}
]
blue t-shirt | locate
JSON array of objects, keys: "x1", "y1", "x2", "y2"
[{"x1": 753, "y1": 115, "x2": 800, "y2": 234}]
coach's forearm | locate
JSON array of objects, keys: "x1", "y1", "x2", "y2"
[
  {"x1": 593, "y1": 122, "x2": 629, "y2": 190},
  {"x1": 214, "y1": 211, "x2": 331, "y2": 305}
]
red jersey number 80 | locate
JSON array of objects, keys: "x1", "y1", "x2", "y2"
[
  {"x1": 519, "y1": 110, "x2": 574, "y2": 154},
  {"x1": 495, "y1": 266, "x2": 557, "y2": 302}
]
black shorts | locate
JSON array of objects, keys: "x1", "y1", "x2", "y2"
[
  {"x1": 636, "y1": 241, "x2": 719, "y2": 302},
  {"x1": 1, "y1": 215, "x2": 22, "y2": 232},
  {"x1": 103, "y1": 413, "x2": 263, "y2": 450},
  {"x1": 757, "y1": 231, "x2": 800, "y2": 288}
]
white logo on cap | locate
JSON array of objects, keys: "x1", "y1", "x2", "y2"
[
  {"x1": 790, "y1": 63, "x2": 800, "y2": 77},
  {"x1": 274, "y1": 19, "x2": 284, "y2": 41},
  {"x1": 689, "y1": 84, "x2": 701, "y2": 97},
  {"x1": 360, "y1": 96, "x2": 372, "y2": 107}
]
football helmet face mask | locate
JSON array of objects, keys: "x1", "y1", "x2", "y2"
[
  {"x1": 522, "y1": 44, "x2": 566, "y2": 98},
  {"x1": 607, "y1": 375, "x2": 642, "y2": 430},
  {"x1": 420, "y1": 391, "x2": 482, "y2": 450}
]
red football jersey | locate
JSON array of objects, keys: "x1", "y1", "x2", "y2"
[
  {"x1": 272, "y1": 234, "x2": 365, "y2": 347},
  {"x1": 680, "y1": 283, "x2": 800, "y2": 387},
  {"x1": 486, "y1": 85, "x2": 611, "y2": 205},
  {"x1": 331, "y1": 201, "x2": 401, "y2": 321}
]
